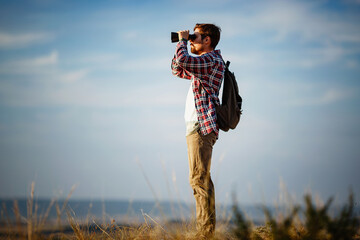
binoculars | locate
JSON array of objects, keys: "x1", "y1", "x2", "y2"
[{"x1": 171, "y1": 32, "x2": 196, "y2": 43}]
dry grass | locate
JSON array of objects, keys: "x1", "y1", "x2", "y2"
[{"x1": 0, "y1": 181, "x2": 359, "y2": 240}]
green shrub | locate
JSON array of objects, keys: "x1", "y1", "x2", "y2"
[
  {"x1": 231, "y1": 191, "x2": 359, "y2": 240},
  {"x1": 232, "y1": 204, "x2": 252, "y2": 240}
]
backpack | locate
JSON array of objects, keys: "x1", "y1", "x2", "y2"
[{"x1": 216, "y1": 60, "x2": 243, "y2": 132}]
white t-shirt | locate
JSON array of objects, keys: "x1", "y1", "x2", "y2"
[{"x1": 184, "y1": 81, "x2": 199, "y2": 136}]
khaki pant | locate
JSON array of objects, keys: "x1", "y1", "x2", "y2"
[{"x1": 186, "y1": 130, "x2": 217, "y2": 236}]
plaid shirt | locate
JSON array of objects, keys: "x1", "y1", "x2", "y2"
[{"x1": 171, "y1": 40, "x2": 224, "y2": 136}]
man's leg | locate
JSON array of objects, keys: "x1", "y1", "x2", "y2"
[{"x1": 186, "y1": 131, "x2": 217, "y2": 236}]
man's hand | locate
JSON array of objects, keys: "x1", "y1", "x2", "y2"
[{"x1": 178, "y1": 30, "x2": 189, "y2": 41}]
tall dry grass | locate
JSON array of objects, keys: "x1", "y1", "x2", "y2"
[
  {"x1": 0, "y1": 178, "x2": 359, "y2": 239},
  {"x1": 0, "y1": 182, "x2": 76, "y2": 239}
]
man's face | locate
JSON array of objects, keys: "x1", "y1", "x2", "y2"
[{"x1": 190, "y1": 28, "x2": 205, "y2": 55}]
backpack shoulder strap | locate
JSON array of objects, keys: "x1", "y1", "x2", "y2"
[
  {"x1": 226, "y1": 61, "x2": 230, "y2": 68},
  {"x1": 219, "y1": 55, "x2": 230, "y2": 69}
]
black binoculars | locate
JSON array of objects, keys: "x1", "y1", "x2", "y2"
[{"x1": 171, "y1": 32, "x2": 196, "y2": 43}]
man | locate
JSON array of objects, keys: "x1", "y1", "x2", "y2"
[{"x1": 171, "y1": 23, "x2": 224, "y2": 238}]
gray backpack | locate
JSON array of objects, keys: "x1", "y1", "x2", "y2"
[{"x1": 216, "y1": 60, "x2": 242, "y2": 132}]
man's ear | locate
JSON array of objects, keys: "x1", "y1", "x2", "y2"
[{"x1": 205, "y1": 36, "x2": 211, "y2": 47}]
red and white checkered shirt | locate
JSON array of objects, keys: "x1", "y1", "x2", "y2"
[{"x1": 171, "y1": 40, "x2": 225, "y2": 137}]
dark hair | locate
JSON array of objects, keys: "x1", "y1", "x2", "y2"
[{"x1": 194, "y1": 23, "x2": 221, "y2": 49}]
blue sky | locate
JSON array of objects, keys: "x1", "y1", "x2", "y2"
[{"x1": 0, "y1": 0, "x2": 359, "y2": 206}]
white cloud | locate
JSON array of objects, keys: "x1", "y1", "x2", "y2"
[
  {"x1": 0, "y1": 32, "x2": 54, "y2": 49},
  {"x1": 0, "y1": 50, "x2": 58, "y2": 75},
  {"x1": 244, "y1": 76, "x2": 356, "y2": 108},
  {"x1": 317, "y1": 89, "x2": 353, "y2": 105},
  {"x1": 245, "y1": 1, "x2": 360, "y2": 44},
  {"x1": 114, "y1": 57, "x2": 170, "y2": 72},
  {"x1": 0, "y1": 50, "x2": 90, "y2": 85},
  {"x1": 222, "y1": 45, "x2": 348, "y2": 71},
  {"x1": 203, "y1": 0, "x2": 360, "y2": 45},
  {"x1": 61, "y1": 69, "x2": 89, "y2": 83},
  {"x1": 344, "y1": 0, "x2": 360, "y2": 5},
  {"x1": 289, "y1": 88, "x2": 355, "y2": 106},
  {"x1": 296, "y1": 44, "x2": 347, "y2": 68},
  {"x1": 20, "y1": 50, "x2": 58, "y2": 66},
  {"x1": 346, "y1": 60, "x2": 358, "y2": 69},
  {"x1": 121, "y1": 31, "x2": 139, "y2": 40},
  {"x1": 0, "y1": 73, "x2": 185, "y2": 108},
  {"x1": 224, "y1": 53, "x2": 263, "y2": 68}
]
